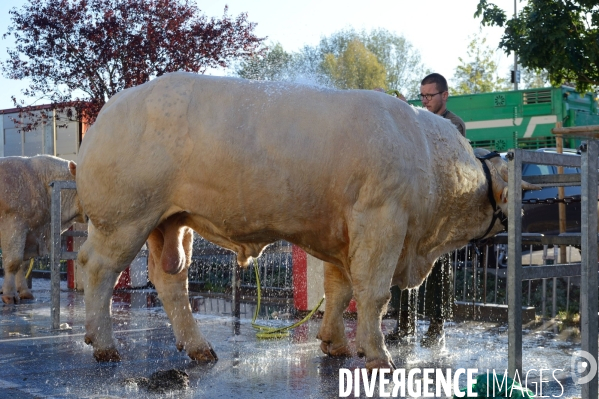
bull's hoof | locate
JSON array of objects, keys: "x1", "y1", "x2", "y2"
[
  {"x1": 188, "y1": 347, "x2": 218, "y2": 362},
  {"x1": 2, "y1": 294, "x2": 18, "y2": 304},
  {"x1": 365, "y1": 358, "x2": 396, "y2": 371},
  {"x1": 93, "y1": 348, "x2": 121, "y2": 362},
  {"x1": 19, "y1": 292, "x2": 34, "y2": 300},
  {"x1": 84, "y1": 334, "x2": 93, "y2": 346},
  {"x1": 320, "y1": 341, "x2": 351, "y2": 357}
]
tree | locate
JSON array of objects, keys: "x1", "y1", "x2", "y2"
[
  {"x1": 234, "y1": 28, "x2": 428, "y2": 97},
  {"x1": 475, "y1": 0, "x2": 599, "y2": 93},
  {"x1": 520, "y1": 67, "x2": 550, "y2": 89},
  {"x1": 321, "y1": 39, "x2": 387, "y2": 90},
  {"x1": 316, "y1": 28, "x2": 428, "y2": 97},
  {"x1": 451, "y1": 34, "x2": 510, "y2": 95},
  {"x1": 235, "y1": 42, "x2": 293, "y2": 81},
  {"x1": 1, "y1": 0, "x2": 265, "y2": 128}
]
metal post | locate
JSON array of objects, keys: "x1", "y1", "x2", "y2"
[
  {"x1": 0, "y1": 112, "x2": 4, "y2": 157},
  {"x1": 454, "y1": 250, "x2": 458, "y2": 301},
  {"x1": 556, "y1": 131, "x2": 568, "y2": 263},
  {"x1": 528, "y1": 245, "x2": 533, "y2": 306},
  {"x1": 50, "y1": 182, "x2": 62, "y2": 330},
  {"x1": 566, "y1": 276, "x2": 570, "y2": 316},
  {"x1": 49, "y1": 180, "x2": 77, "y2": 330},
  {"x1": 579, "y1": 140, "x2": 598, "y2": 399},
  {"x1": 542, "y1": 245, "x2": 548, "y2": 318},
  {"x1": 231, "y1": 263, "x2": 241, "y2": 336},
  {"x1": 552, "y1": 246, "x2": 558, "y2": 318},
  {"x1": 494, "y1": 245, "x2": 499, "y2": 303},
  {"x1": 472, "y1": 248, "x2": 478, "y2": 305},
  {"x1": 232, "y1": 264, "x2": 240, "y2": 319},
  {"x1": 513, "y1": 0, "x2": 518, "y2": 91},
  {"x1": 507, "y1": 149, "x2": 523, "y2": 376},
  {"x1": 483, "y1": 245, "x2": 488, "y2": 304},
  {"x1": 52, "y1": 109, "x2": 57, "y2": 156},
  {"x1": 462, "y1": 254, "x2": 467, "y2": 302}
]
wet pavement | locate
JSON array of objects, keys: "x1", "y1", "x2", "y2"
[{"x1": 0, "y1": 277, "x2": 587, "y2": 398}]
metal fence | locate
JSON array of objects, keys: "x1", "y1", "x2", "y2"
[
  {"x1": 448, "y1": 238, "x2": 582, "y2": 318},
  {"x1": 9, "y1": 229, "x2": 586, "y2": 319},
  {"x1": 188, "y1": 236, "x2": 293, "y2": 297},
  {"x1": 8, "y1": 214, "x2": 587, "y2": 322},
  {"x1": 185, "y1": 233, "x2": 585, "y2": 320}
]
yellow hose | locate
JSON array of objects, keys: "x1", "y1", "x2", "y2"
[
  {"x1": 25, "y1": 258, "x2": 35, "y2": 279},
  {"x1": 251, "y1": 258, "x2": 324, "y2": 339}
]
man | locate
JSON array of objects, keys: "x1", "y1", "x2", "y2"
[
  {"x1": 389, "y1": 73, "x2": 466, "y2": 347},
  {"x1": 419, "y1": 73, "x2": 465, "y2": 136}
]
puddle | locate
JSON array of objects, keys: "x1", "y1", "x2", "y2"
[{"x1": 0, "y1": 276, "x2": 587, "y2": 398}]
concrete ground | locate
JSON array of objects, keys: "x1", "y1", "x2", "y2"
[{"x1": 0, "y1": 277, "x2": 587, "y2": 398}]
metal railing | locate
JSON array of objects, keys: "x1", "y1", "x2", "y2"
[
  {"x1": 188, "y1": 238, "x2": 293, "y2": 297},
  {"x1": 506, "y1": 136, "x2": 598, "y2": 399},
  {"x1": 49, "y1": 180, "x2": 79, "y2": 330}
]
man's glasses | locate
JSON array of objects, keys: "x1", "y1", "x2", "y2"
[{"x1": 419, "y1": 92, "x2": 443, "y2": 101}]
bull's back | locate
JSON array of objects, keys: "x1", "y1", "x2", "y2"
[
  {"x1": 78, "y1": 72, "x2": 475, "y2": 250},
  {"x1": 0, "y1": 158, "x2": 45, "y2": 221},
  {"x1": 0, "y1": 155, "x2": 73, "y2": 235},
  {"x1": 79, "y1": 74, "x2": 421, "y2": 222}
]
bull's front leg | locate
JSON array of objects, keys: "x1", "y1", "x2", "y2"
[
  {"x1": 1, "y1": 259, "x2": 20, "y2": 304},
  {"x1": 317, "y1": 262, "x2": 352, "y2": 357},
  {"x1": 350, "y1": 249, "x2": 399, "y2": 370},
  {"x1": 347, "y1": 212, "x2": 405, "y2": 371},
  {"x1": 147, "y1": 226, "x2": 217, "y2": 362},
  {"x1": 1, "y1": 227, "x2": 26, "y2": 304}
]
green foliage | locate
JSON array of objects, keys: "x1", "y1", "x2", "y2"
[
  {"x1": 321, "y1": 39, "x2": 387, "y2": 90},
  {"x1": 235, "y1": 42, "x2": 294, "y2": 81},
  {"x1": 232, "y1": 28, "x2": 428, "y2": 98},
  {"x1": 475, "y1": 0, "x2": 599, "y2": 93},
  {"x1": 451, "y1": 34, "x2": 510, "y2": 95},
  {"x1": 316, "y1": 28, "x2": 428, "y2": 97},
  {"x1": 1, "y1": 0, "x2": 264, "y2": 125},
  {"x1": 520, "y1": 67, "x2": 550, "y2": 89}
]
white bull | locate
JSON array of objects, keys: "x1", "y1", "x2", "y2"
[
  {"x1": 74, "y1": 72, "x2": 537, "y2": 369},
  {"x1": 0, "y1": 155, "x2": 85, "y2": 304}
]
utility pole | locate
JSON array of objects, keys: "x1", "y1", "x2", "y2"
[{"x1": 513, "y1": 0, "x2": 518, "y2": 91}]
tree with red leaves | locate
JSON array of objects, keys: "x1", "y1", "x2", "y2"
[{"x1": 1, "y1": 0, "x2": 265, "y2": 128}]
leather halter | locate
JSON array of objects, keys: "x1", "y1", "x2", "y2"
[{"x1": 471, "y1": 151, "x2": 508, "y2": 243}]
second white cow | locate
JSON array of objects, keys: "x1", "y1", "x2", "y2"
[{"x1": 1, "y1": 155, "x2": 85, "y2": 304}]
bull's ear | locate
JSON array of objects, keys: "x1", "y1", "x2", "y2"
[
  {"x1": 495, "y1": 182, "x2": 541, "y2": 205},
  {"x1": 68, "y1": 161, "x2": 77, "y2": 177}
]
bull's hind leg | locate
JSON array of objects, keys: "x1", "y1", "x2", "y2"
[
  {"x1": 77, "y1": 224, "x2": 148, "y2": 362},
  {"x1": 147, "y1": 223, "x2": 217, "y2": 362},
  {"x1": 15, "y1": 260, "x2": 34, "y2": 300},
  {"x1": 317, "y1": 262, "x2": 353, "y2": 357}
]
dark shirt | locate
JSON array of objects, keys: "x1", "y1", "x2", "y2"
[{"x1": 442, "y1": 109, "x2": 466, "y2": 137}]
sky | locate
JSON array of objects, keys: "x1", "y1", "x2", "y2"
[{"x1": 0, "y1": 0, "x2": 522, "y2": 110}]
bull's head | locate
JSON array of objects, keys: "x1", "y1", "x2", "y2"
[{"x1": 473, "y1": 149, "x2": 540, "y2": 218}]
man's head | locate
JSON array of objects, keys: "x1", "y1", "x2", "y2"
[{"x1": 420, "y1": 73, "x2": 449, "y2": 115}]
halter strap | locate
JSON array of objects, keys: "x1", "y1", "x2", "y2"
[{"x1": 471, "y1": 152, "x2": 508, "y2": 243}]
